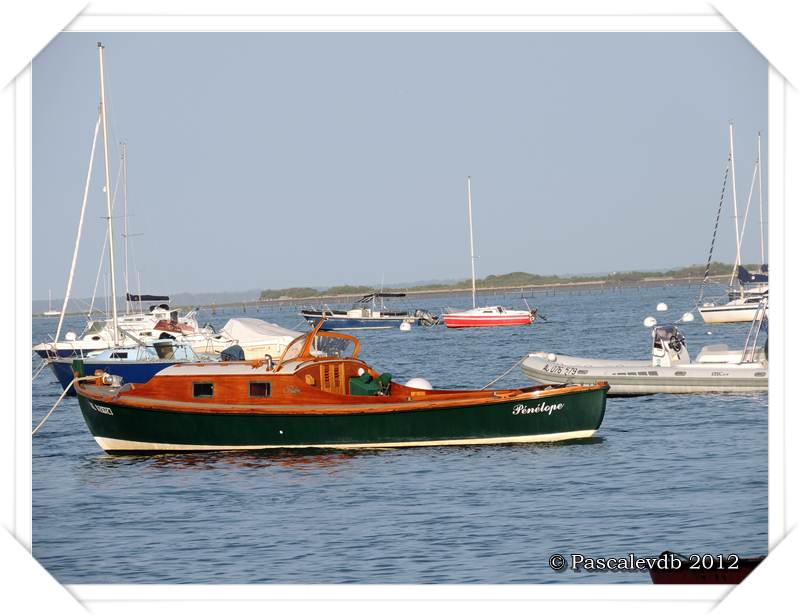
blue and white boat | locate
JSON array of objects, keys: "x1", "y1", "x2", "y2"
[
  {"x1": 300, "y1": 293, "x2": 437, "y2": 330},
  {"x1": 48, "y1": 339, "x2": 210, "y2": 395},
  {"x1": 46, "y1": 318, "x2": 301, "y2": 395}
]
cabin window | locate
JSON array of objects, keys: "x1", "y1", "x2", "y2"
[
  {"x1": 110, "y1": 352, "x2": 128, "y2": 359},
  {"x1": 249, "y1": 382, "x2": 271, "y2": 397},
  {"x1": 193, "y1": 382, "x2": 214, "y2": 398}
]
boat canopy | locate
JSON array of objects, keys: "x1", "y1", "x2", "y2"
[
  {"x1": 357, "y1": 292, "x2": 406, "y2": 303},
  {"x1": 220, "y1": 318, "x2": 301, "y2": 346},
  {"x1": 737, "y1": 265, "x2": 768, "y2": 285},
  {"x1": 126, "y1": 293, "x2": 169, "y2": 302}
]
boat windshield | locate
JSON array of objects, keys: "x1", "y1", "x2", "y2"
[
  {"x1": 280, "y1": 335, "x2": 309, "y2": 364},
  {"x1": 313, "y1": 334, "x2": 357, "y2": 358},
  {"x1": 82, "y1": 320, "x2": 106, "y2": 336},
  {"x1": 278, "y1": 330, "x2": 359, "y2": 365}
]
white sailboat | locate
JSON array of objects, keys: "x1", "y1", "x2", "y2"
[
  {"x1": 442, "y1": 177, "x2": 536, "y2": 328},
  {"x1": 42, "y1": 290, "x2": 60, "y2": 316},
  {"x1": 698, "y1": 125, "x2": 768, "y2": 324},
  {"x1": 33, "y1": 44, "x2": 301, "y2": 363},
  {"x1": 33, "y1": 44, "x2": 220, "y2": 358}
]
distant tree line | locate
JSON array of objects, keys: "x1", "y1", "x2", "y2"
[{"x1": 258, "y1": 262, "x2": 749, "y2": 300}]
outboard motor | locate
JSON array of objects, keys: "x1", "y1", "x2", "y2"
[
  {"x1": 414, "y1": 309, "x2": 439, "y2": 326},
  {"x1": 220, "y1": 344, "x2": 245, "y2": 362},
  {"x1": 651, "y1": 325, "x2": 690, "y2": 367}
]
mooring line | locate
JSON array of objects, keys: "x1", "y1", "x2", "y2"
[
  {"x1": 31, "y1": 358, "x2": 51, "y2": 382},
  {"x1": 32, "y1": 375, "x2": 95, "y2": 436},
  {"x1": 481, "y1": 355, "x2": 528, "y2": 390}
]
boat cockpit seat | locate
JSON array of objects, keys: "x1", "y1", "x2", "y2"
[
  {"x1": 350, "y1": 372, "x2": 380, "y2": 396},
  {"x1": 349, "y1": 372, "x2": 393, "y2": 396}
]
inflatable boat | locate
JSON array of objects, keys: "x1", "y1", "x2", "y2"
[{"x1": 521, "y1": 308, "x2": 767, "y2": 396}]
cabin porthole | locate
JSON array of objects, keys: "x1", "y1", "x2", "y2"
[
  {"x1": 193, "y1": 382, "x2": 214, "y2": 398},
  {"x1": 249, "y1": 382, "x2": 271, "y2": 397}
]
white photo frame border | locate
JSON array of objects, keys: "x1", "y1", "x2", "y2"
[{"x1": 4, "y1": 1, "x2": 795, "y2": 613}]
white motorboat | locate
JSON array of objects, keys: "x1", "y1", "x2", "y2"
[
  {"x1": 521, "y1": 305, "x2": 768, "y2": 395},
  {"x1": 33, "y1": 300, "x2": 222, "y2": 358}
]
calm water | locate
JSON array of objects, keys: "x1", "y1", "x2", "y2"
[{"x1": 31, "y1": 284, "x2": 767, "y2": 583}]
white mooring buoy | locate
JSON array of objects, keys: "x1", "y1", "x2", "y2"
[{"x1": 399, "y1": 322, "x2": 412, "y2": 332}]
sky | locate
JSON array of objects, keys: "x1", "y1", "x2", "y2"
[{"x1": 32, "y1": 32, "x2": 767, "y2": 299}]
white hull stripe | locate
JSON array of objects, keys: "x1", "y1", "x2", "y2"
[{"x1": 94, "y1": 430, "x2": 598, "y2": 452}]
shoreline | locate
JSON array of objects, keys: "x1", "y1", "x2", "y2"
[{"x1": 33, "y1": 273, "x2": 731, "y2": 317}]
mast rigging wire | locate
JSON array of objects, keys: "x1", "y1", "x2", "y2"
[{"x1": 696, "y1": 157, "x2": 730, "y2": 307}]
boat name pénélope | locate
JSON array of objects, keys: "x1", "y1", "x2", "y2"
[{"x1": 512, "y1": 402, "x2": 565, "y2": 416}]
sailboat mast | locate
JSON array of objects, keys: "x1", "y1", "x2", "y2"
[
  {"x1": 728, "y1": 122, "x2": 741, "y2": 287},
  {"x1": 467, "y1": 176, "x2": 477, "y2": 309},
  {"x1": 122, "y1": 141, "x2": 130, "y2": 313},
  {"x1": 98, "y1": 42, "x2": 119, "y2": 344},
  {"x1": 757, "y1": 131, "x2": 764, "y2": 266}
]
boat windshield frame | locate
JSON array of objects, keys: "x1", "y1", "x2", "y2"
[
  {"x1": 274, "y1": 320, "x2": 360, "y2": 371},
  {"x1": 82, "y1": 319, "x2": 107, "y2": 336}
]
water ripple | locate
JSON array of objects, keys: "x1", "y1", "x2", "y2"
[{"x1": 32, "y1": 285, "x2": 767, "y2": 583}]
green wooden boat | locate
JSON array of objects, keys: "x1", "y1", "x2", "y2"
[{"x1": 73, "y1": 323, "x2": 609, "y2": 454}]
